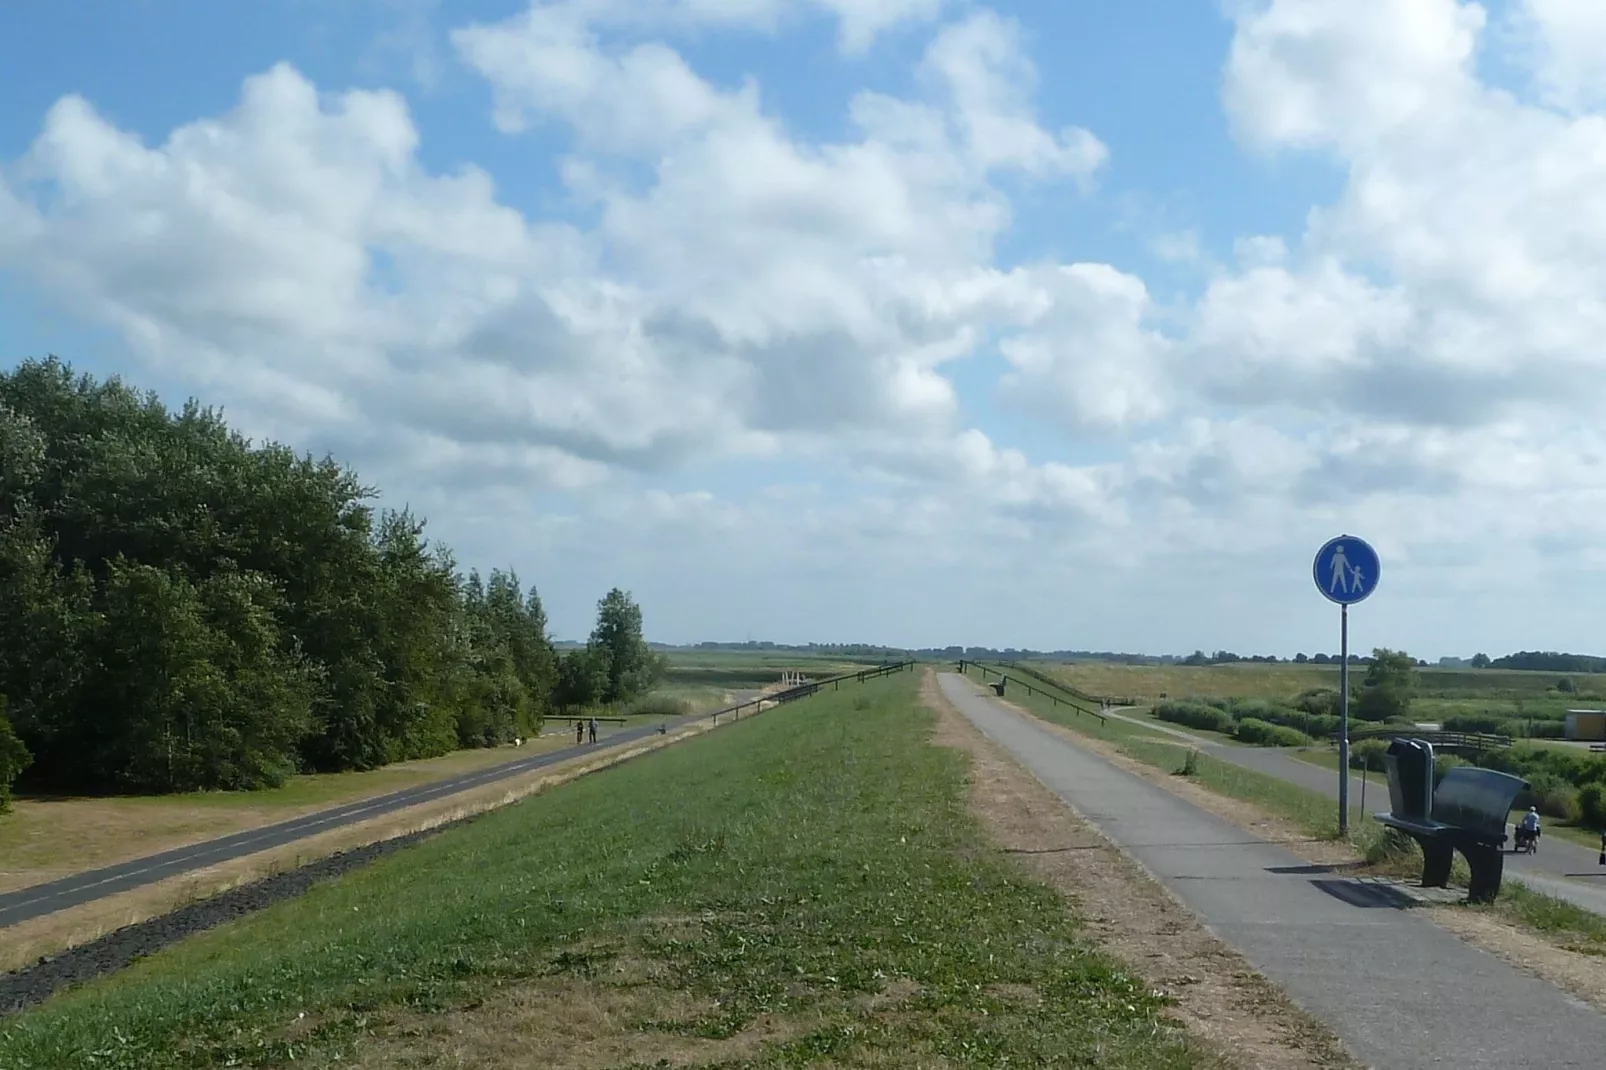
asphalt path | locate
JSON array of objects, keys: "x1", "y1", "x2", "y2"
[
  {"x1": 941, "y1": 673, "x2": 1606, "y2": 1069},
  {"x1": 0, "y1": 710, "x2": 719, "y2": 930},
  {"x1": 1092, "y1": 705, "x2": 1606, "y2": 915}
]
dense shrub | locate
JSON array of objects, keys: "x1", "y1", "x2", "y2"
[
  {"x1": 1442, "y1": 713, "x2": 1510, "y2": 735},
  {"x1": 1433, "y1": 754, "x2": 1469, "y2": 786},
  {"x1": 1349, "y1": 738, "x2": 1390, "y2": 772},
  {"x1": 623, "y1": 693, "x2": 693, "y2": 718},
  {"x1": 0, "y1": 698, "x2": 29, "y2": 812},
  {"x1": 1154, "y1": 701, "x2": 1235, "y2": 734},
  {"x1": 1234, "y1": 718, "x2": 1313, "y2": 747},
  {"x1": 1295, "y1": 688, "x2": 1341, "y2": 718},
  {"x1": 1520, "y1": 772, "x2": 1580, "y2": 821},
  {"x1": 1579, "y1": 784, "x2": 1606, "y2": 829}
]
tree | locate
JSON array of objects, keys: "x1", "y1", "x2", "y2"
[
  {"x1": 1470, "y1": 653, "x2": 1492, "y2": 669},
  {"x1": 1558, "y1": 677, "x2": 1577, "y2": 694},
  {"x1": 554, "y1": 646, "x2": 610, "y2": 710},
  {"x1": 1355, "y1": 648, "x2": 1416, "y2": 722},
  {"x1": 588, "y1": 588, "x2": 661, "y2": 703},
  {"x1": 0, "y1": 356, "x2": 624, "y2": 795},
  {"x1": 0, "y1": 697, "x2": 30, "y2": 813},
  {"x1": 1294, "y1": 652, "x2": 1309, "y2": 664}
]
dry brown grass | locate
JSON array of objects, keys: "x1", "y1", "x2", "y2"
[
  {"x1": 0, "y1": 721, "x2": 719, "y2": 975},
  {"x1": 0, "y1": 736, "x2": 574, "y2": 894},
  {"x1": 338, "y1": 945, "x2": 818, "y2": 1070},
  {"x1": 921, "y1": 671, "x2": 1358, "y2": 1070}
]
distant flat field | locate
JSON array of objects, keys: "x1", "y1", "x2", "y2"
[
  {"x1": 1039, "y1": 661, "x2": 1606, "y2": 705},
  {"x1": 659, "y1": 649, "x2": 884, "y2": 689}
]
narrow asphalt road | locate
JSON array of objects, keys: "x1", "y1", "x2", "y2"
[
  {"x1": 0, "y1": 712, "x2": 712, "y2": 930},
  {"x1": 942, "y1": 673, "x2": 1606, "y2": 1070},
  {"x1": 1095, "y1": 705, "x2": 1606, "y2": 914}
]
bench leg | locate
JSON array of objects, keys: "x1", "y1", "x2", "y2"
[
  {"x1": 1416, "y1": 837, "x2": 1454, "y2": 888},
  {"x1": 1460, "y1": 842, "x2": 1505, "y2": 905}
]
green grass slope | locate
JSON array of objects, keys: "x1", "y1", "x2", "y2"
[{"x1": 0, "y1": 675, "x2": 1208, "y2": 1070}]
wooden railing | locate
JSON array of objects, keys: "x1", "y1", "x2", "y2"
[{"x1": 955, "y1": 660, "x2": 1107, "y2": 725}]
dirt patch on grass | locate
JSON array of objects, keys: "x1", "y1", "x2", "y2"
[
  {"x1": 341, "y1": 968, "x2": 797, "y2": 1070},
  {"x1": 922, "y1": 672, "x2": 1358, "y2": 1070}
]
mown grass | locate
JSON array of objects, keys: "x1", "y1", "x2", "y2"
[
  {"x1": 0, "y1": 674, "x2": 1207, "y2": 1070},
  {"x1": 1487, "y1": 881, "x2": 1606, "y2": 953}
]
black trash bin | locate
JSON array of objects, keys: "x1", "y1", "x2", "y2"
[{"x1": 1384, "y1": 737, "x2": 1435, "y2": 821}]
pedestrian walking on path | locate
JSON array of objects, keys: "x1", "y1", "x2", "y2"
[
  {"x1": 575, "y1": 719, "x2": 584, "y2": 745},
  {"x1": 588, "y1": 717, "x2": 598, "y2": 744}
]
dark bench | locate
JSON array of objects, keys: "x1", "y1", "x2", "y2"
[
  {"x1": 1375, "y1": 737, "x2": 1529, "y2": 904},
  {"x1": 991, "y1": 677, "x2": 1007, "y2": 696},
  {"x1": 1591, "y1": 743, "x2": 1606, "y2": 753}
]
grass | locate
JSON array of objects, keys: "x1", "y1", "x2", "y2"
[
  {"x1": 1488, "y1": 880, "x2": 1606, "y2": 953},
  {"x1": 1039, "y1": 661, "x2": 1606, "y2": 706},
  {"x1": 0, "y1": 674, "x2": 1208, "y2": 1070}
]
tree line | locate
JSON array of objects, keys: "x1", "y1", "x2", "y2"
[{"x1": 0, "y1": 358, "x2": 662, "y2": 806}]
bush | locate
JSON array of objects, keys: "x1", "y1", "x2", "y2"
[
  {"x1": 1520, "y1": 720, "x2": 1566, "y2": 739},
  {"x1": 1349, "y1": 738, "x2": 1390, "y2": 772},
  {"x1": 1579, "y1": 784, "x2": 1606, "y2": 830},
  {"x1": 1234, "y1": 718, "x2": 1314, "y2": 747},
  {"x1": 624, "y1": 693, "x2": 692, "y2": 718},
  {"x1": 1295, "y1": 689, "x2": 1341, "y2": 717},
  {"x1": 1433, "y1": 754, "x2": 1469, "y2": 786},
  {"x1": 1442, "y1": 713, "x2": 1509, "y2": 735},
  {"x1": 0, "y1": 700, "x2": 31, "y2": 813},
  {"x1": 1521, "y1": 772, "x2": 1580, "y2": 821},
  {"x1": 1154, "y1": 701, "x2": 1235, "y2": 734}
]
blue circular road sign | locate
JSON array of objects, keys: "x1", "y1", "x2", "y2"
[{"x1": 1313, "y1": 535, "x2": 1380, "y2": 605}]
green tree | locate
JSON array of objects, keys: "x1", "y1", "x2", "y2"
[
  {"x1": 588, "y1": 588, "x2": 662, "y2": 703},
  {"x1": 554, "y1": 646, "x2": 610, "y2": 709},
  {"x1": 1470, "y1": 653, "x2": 1491, "y2": 669},
  {"x1": 1355, "y1": 647, "x2": 1416, "y2": 722},
  {"x1": 0, "y1": 697, "x2": 31, "y2": 813}
]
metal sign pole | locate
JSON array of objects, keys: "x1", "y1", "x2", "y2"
[
  {"x1": 1339, "y1": 603, "x2": 1350, "y2": 836},
  {"x1": 1313, "y1": 533, "x2": 1377, "y2": 841}
]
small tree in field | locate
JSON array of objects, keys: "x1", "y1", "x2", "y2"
[{"x1": 1355, "y1": 648, "x2": 1416, "y2": 722}]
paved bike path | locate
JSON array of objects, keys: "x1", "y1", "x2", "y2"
[
  {"x1": 941, "y1": 674, "x2": 1606, "y2": 1070},
  {"x1": 1097, "y1": 705, "x2": 1606, "y2": 915}
]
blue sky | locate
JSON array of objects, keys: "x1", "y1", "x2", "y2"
[{"x1": 4, "y1": 0, "x2": 1605, "y2": 658}]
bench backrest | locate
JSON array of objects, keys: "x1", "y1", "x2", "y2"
[
  {"x1": 1431, "y1": 766, "x2": 1529, "y2": 840},
  {"x1": 1384, "y1": 738, "x2": 1435, "y2": 820}
]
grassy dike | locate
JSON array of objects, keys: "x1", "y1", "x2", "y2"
[
  {"x1": 0, "y1": 673, "x2": 1209, "y2": 1070},
  {"x1": 961, "y1": 667, "x2": 1606, "y2": 954}
]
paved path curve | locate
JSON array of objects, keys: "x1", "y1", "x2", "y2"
[
  {"x1": 0, "y1": 714, "x2": 706, "y2": 929},
  {"x1": 941, "y1": 673, "x2": 1606, "y2": 1070},
  {"x1": 1098, "y1": 705, "x2": 1606, "y2": 914}
]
